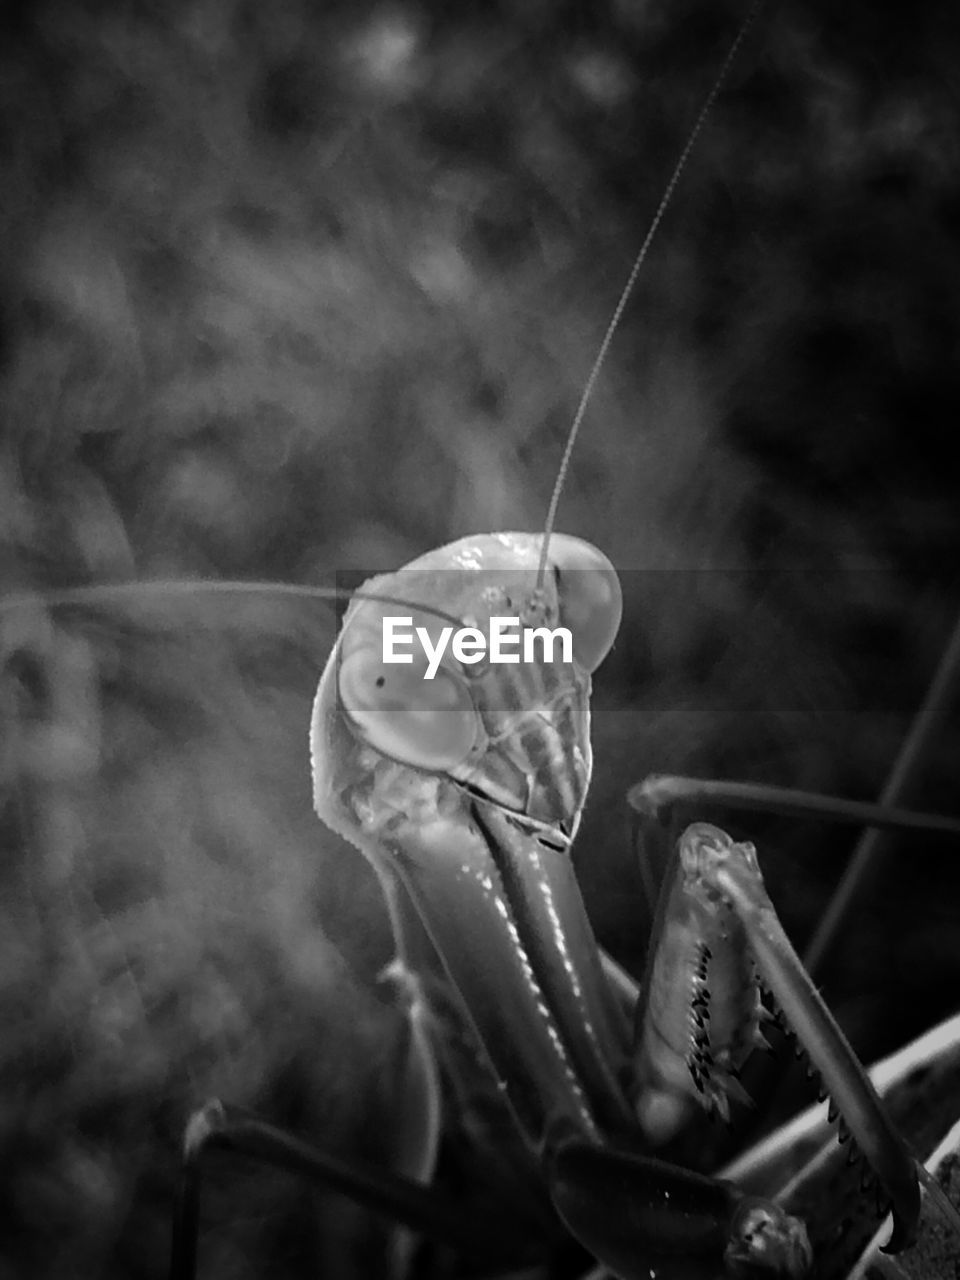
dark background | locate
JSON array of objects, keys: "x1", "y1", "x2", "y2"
[{"x1": 1, "y1": 1, "x2": 959, "y2": 1276}]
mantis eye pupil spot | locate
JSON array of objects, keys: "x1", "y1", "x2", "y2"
[{"x1": 338, "y1": 645, "x2": 478, "y2": 769}]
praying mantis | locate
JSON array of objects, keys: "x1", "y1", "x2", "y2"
[{"x1": 1, "y1": 0, "x2": 960, "y2": 1274}]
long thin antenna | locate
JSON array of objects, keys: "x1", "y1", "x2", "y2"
[
  {"x1": 0, "y1": 580, "x2": 466, "y2": 631},
  {"x1": 536, "y1": 0, "x2": 765, "y2": 589}
]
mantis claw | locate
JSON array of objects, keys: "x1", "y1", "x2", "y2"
[{"x1": 679, "y1": 823, "x2": 922, "y2": 1255}]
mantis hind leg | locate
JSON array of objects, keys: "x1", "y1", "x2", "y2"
[
  {"x1": 170, "y1": 1098, "x2": 490, "y2": 1280},
  {"x1": 170, "y1": 937, "x2": 452, "y2": 1280}
]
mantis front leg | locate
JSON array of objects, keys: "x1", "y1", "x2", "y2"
[{"x1": 628, "y1": 823, "x2": 923, "y2": 1265}]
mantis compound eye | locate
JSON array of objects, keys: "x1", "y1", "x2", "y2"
[
  {"x1": 545, "y1": 534, "x2": 623, "y2": 672},
  {"x1": 338, "y1": 646, "x2": 478, "y2": 770}
]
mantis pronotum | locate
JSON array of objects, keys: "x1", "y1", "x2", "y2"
[{"x1": 2, "y1": 2, "x2": 960, "y2": 1279}]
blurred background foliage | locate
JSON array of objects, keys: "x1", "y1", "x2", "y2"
[{"x1": 1, "y1": 0, "x2": 959, "y2": 1276}]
